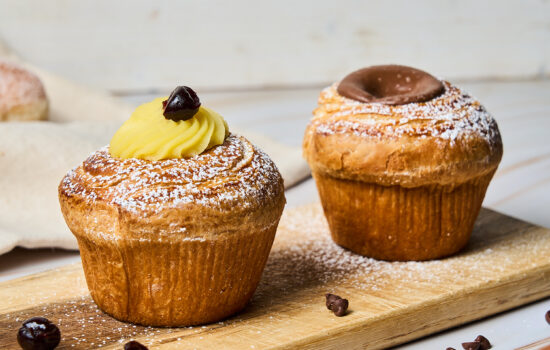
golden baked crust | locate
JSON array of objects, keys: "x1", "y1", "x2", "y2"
[
  {"x1": 59, "y1": 134, "x2": 286, "y2": 325},
  {"x1": 314, "y1": 171, "x2": 494, "y2": 261},
  {"x1": 303, "y1": 82, "x2": 503, "y2": 187},
  {"x1": 0, "y1": 60, "x2": 48, "y2": 121},
  {"x1": 60, "y1": 134, "x2": 284, "y2": 239}
]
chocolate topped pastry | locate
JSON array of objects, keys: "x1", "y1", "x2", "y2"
[
  {"x1": 303, "y1": 64, "x2": 502, "y2": 261},
  {"x1": 337, "y1": 65, "x2": 444, "y2": 105}
]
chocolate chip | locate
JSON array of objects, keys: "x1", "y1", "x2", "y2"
[
  {"x1": 446, "y1": 348, "x2": 456, "y2": 350},
  {"x1": 546, "y1": 310, "x2": 550, "y2": 324},
  {"x1": 474, "y1": 335, "x2": 491, "y2": 350},
  {"x1": 332, "y1": 298, "x2": 349, "y2": 317},
  {"x1": 17, "y1": 316, "x2": 61, "y2": 350},
  {"x1": 325, "y1": 293, "x2": 340, "y2": 310},
  {"x1": 325, "y1": 293, "x2": 349, "y2": 317},
  {"x1": 462, "y1": 341, "x2": 481, "y2": 350},
  {"x1": 162, "y1": 86, "x2": 201, "y2": 122},
  {"x1": 124, "y1": 340, "x2": 148, "y2": 350}
]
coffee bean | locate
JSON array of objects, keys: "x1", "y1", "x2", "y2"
[{"x1": 17, "y1": 317, "x2": 61, "y2": 350}]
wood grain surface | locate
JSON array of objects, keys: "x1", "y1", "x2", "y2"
[
  {"x1": 1, "y1": 203, "x2": 550, "y2": 349},
  {"x1": 516, "y1": 336, "x2": 550, "y2": 350}
]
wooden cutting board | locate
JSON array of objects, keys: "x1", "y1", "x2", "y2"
[{"x1": 2, "y1": 203, "x2": 550, "y2": 349}]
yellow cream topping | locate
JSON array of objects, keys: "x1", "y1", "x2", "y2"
[{"x1": 109, "y1": 97, "x2": 229, "y2": 160}]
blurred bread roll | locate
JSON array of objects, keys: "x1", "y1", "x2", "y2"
[{"x1": 0, "y1": 60, "x2": 48, "y2": 121}]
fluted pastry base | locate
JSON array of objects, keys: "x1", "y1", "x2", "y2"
[
  {"x1": 58, "y1": 135, "x2": 286, "y2": 326},
  {"x1": 313, "y1": 171, "x2": 495, "y2": 261},
  {"x1": 75, "y1": 223, "x2": 278, "y2": 326}
]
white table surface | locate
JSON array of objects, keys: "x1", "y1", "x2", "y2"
[{"x1": 1, "y1": 80, "x2": 550, "y2": 349}]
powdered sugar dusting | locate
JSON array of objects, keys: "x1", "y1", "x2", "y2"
[
  {"x1": 60, "y1": 134, "x2": 284, "y2": 216},
  {"x1": 0, "y1": 294, "x2": 225, "y2": 349},
  {"x1": 1, "y1": 204, "x2": 548, "y2": 348},
  {"x1": 255, "y1": 204, "x2": 545, "y2": 300},
  {"x1": 313, "y1": 82, "x2": 500, "y2": 148}
]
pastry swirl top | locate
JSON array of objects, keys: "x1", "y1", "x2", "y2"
[
  {"x1": 60, "y1": 134, "x2": 284, "y2": 219},
  {"x1": 303, "y1": 82, "x2": 503, "y2": 187}
]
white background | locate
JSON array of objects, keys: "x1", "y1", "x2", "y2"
[{"x1": 0, "y1": 0, "x2": 549, "y2": 92}]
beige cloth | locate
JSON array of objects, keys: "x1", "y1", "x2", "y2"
[{"x1": 0, "y1": 44, "x2": 310, "y2": 255}]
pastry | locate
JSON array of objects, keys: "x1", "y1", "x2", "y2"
[
  {"x1": 303, "y1": 65, "x2": 503, "y2": 261},
  {"x1": 0, "y1": 60, "x2": 48, "y2": 121},
  {"x1": 59, "y1": 86, "x2": 285, "y2": 326}
]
